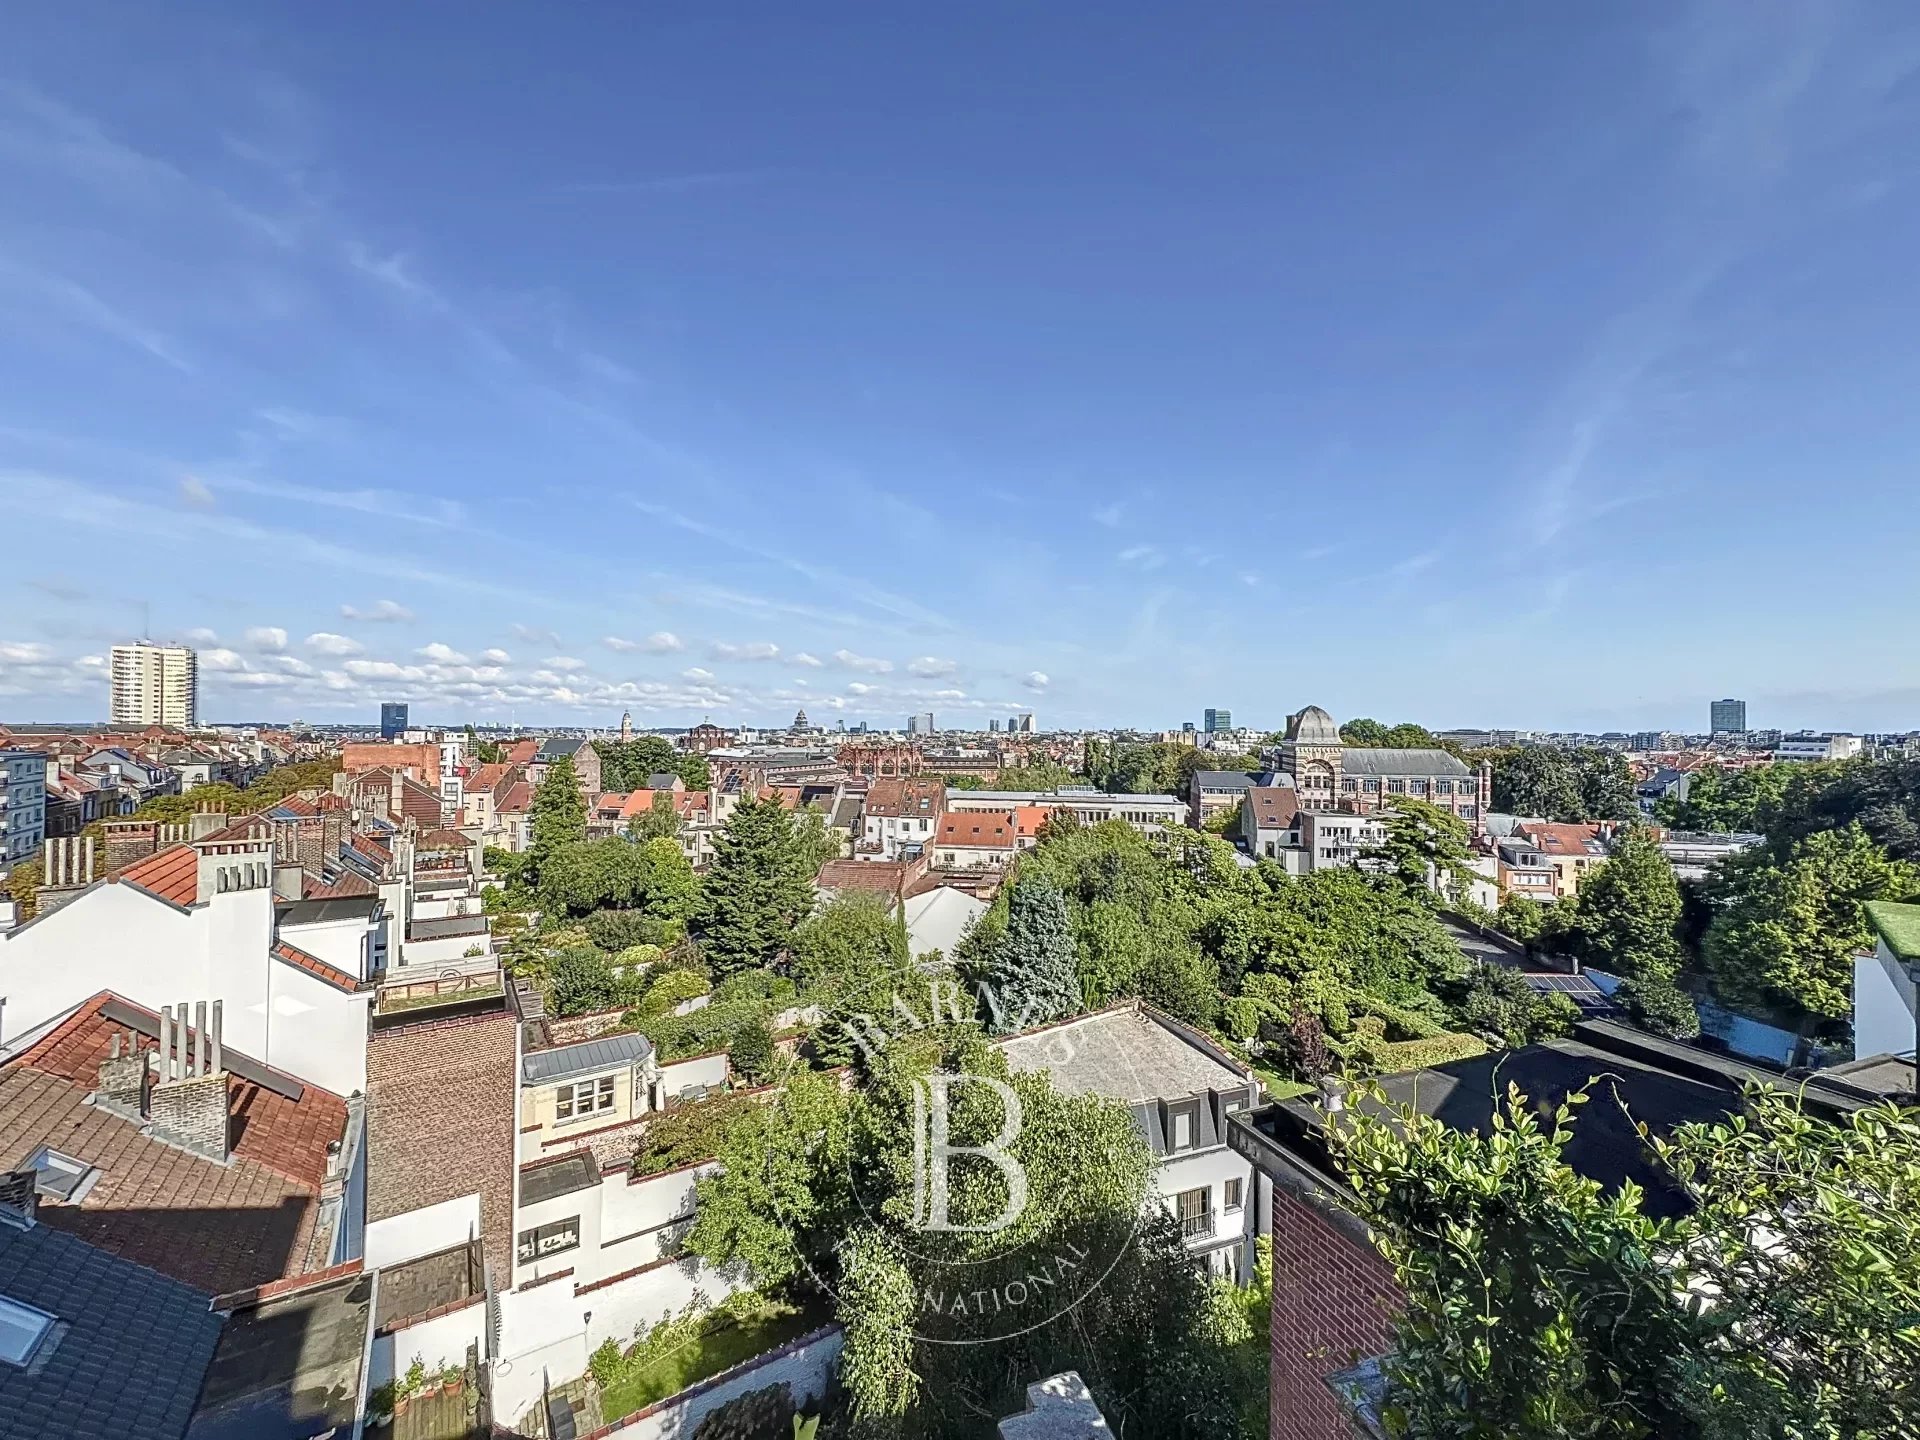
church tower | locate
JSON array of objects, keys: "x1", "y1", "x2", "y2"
[
  {"x1": 1280, "y1": 705, "x2": 1344, "y2": 811},
  {"x1": 619, "y1": 709, "x2": 633, "y2": 742}
]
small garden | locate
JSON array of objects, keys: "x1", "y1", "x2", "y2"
[{"x1": 590, "y1": 1292, "x2": 830, "y2": 1424}]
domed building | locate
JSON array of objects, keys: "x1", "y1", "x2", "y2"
[{"x1": 1279, "y1": 705, "x2": 1487, "y2": 827}]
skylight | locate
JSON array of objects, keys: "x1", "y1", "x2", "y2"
[{"x1": 0, "y1": 1295, "x2": 54, "y2": 1366}]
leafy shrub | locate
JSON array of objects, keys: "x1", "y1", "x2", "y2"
[
  {"x1": 589, "y1": 1336, "x2": 624, "y2": 1388},
  {"x1": 632, "y1": 1093, "x2": 758, "y2": 1175},
  {"x1": 1370, "y1": 1032, "x2": 1488, "y2": 1072},
  {"x1": 692, "y1": 1383, "x2": 795, "y2": 1440},
  {"x1": 1350, "y1": 994, "x2": 1449, "y2": 1042},
  {"x1": 1441, "y1": 964, "x2": 1575, "y2": 1046},
  {"x1": 550, "y1": 947, "x2": 619, "y2": 1016},
  {"x1": 1263, "y1": 1007, "x2": 1331, "y2": 1082},
  {"x1": 636, "y1": 968, "x2": 712, "y2": 1017},
  {"x1": 729, "y1": 1018, "x2": 776, "y2": 1083},
  {"x1": 615, "y1": 943, "x2": 664, "y2": 972},
  {"x1": 634, "y1": 996, "x2": 771, "y2": 1060},
  {"x1": 712, "y1": 970, "x2": 798, "y2": 1008},
  {"x1": 585, "y1": 908, "x2": 662, "y2": 952},
  {"x1": 1617, "y1": 977, "x2": 1700, "y2": 1038}
]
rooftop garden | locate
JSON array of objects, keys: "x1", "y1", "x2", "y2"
[{"x1": 590, "y1": 1291, "x2": 828, "y2": 1424}]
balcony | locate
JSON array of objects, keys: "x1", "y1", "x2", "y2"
[{"x1": 1180, "y1": 1209, "x2": 1215, "y2": 1241}]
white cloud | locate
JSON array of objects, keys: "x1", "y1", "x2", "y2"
[
  {"x1": 0, "y1": 642, "x2": 54, "y2": 663},
  {"x1": 932, "y1": 688, "x2": 967, "y2": 700},
  {"x1": 682, "y1": 666, "x2": 716, "y2": 681},
  {"x1": 548, "y1": 656, "x2": 586, "y2": 672},
  {"x1": 1023, "y1": 670, "x2": 1050, "y2": 691},
  {"x1": 184, "y1": 627, "x2": 218, "y2": 644},
  {"x1": 244, "y1": 625, "x2": 287, "y2": 653},
  {"x1": 178, "y1": 474, "x2": 215, "y2": 508},
  {"x1": 1116, "y1": 544, "x2": 1165, "y2": 570},
  {"x1": 481, "y1": 647, "x2": 511, "y2": 664},
  {"x1": 846, "y1": 682, "x2": 874, "y2": 696},
  {"x1": 200, "y1": 647, "x2": 247, "y2": 672},
  {"x1": 305, "y1": 631, "x2": 363, "y2": 656},
  {"x1": 1093, "y1": 502, "x2": 1122, "y2": 527},
  {"x1": 345, "y1": 658, "x2": 423, "y2": 681},
  {"x1": 793, "y1": 652, "x2": 823, "y2": 668},
  {"x1": 907, "y1": 656, "x2": 957, "y2": 678},
  {"x1": 510, "y1": 622, "x2": 563, "y2": 647},
  {"x1": 418, "y1": 642, "x2": 469, "y2": 664},
  {"x1": 604, "y1": 631, "x2": 683, "y2": 654},
  {"x1": 341, "y1": 598, "x2": 414, "y2": 623},
  {"x1": 832, "y1": 648, "x2": 893, "y2": 674},
  {"x1": 710, "y1": 641, "x2": 780, "y2": 662},
  {"x1": 273, "y1": 654, "x2": 314, "y2": 676}
]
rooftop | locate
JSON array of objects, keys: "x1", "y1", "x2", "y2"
[
  {"x1": 276, "y1": 895, "x2": 379, "y2": 927},
  {"x1": 365, "y1": 1003, "x2": 518, "y2": 1279},
  {"x1": 0, "y1": 994, "x2": 350, "y2": 1295},
  {"x1": 997, "y1": 1005, "x2": 1249, "y2": 1106},
  {"x1": 519, "y1": 1152, "x2": 602, "y2": 1208},
  {"x1": 185, "y1": 1269, "x2": 372, "y2": 1440},
  {"x1": 521, "y1": 1030, "x2": 653, "y2": 1087},
  {"x1": 0, "y1": 1217, "x2": 225, "y2": 1440},
  {"x1": 1336, "y1": 748, "x2": 1472, "y2": 778},
  {"x1": 1865, "y1": 900, "x2": 1920, "y2": 962}
]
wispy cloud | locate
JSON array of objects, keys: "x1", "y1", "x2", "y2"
[
  {"x1": 1116, "y1": 544, "x2": 1165, "y2": 570},
  {"x1": 710, "y1": 640, "x2": 781, "y2": 662},
  {"x1": 604, "y1": 631, "x2": 682, "y2": 654},
  {"x1": 0, "y1": 258, "x2": 194, "y2": 372},
  {"x1": 553, "y1": 169, "x2": 773, "y2": 197},
  {"x1": 179, "y1": 474, "x2": 215, "y2": 508},
  {"x1": 343, "y1": 599, "x2": 415, "y2": 623},
  {"x1": 832, "y1": 648, "x2": 893, "y2": 674}
]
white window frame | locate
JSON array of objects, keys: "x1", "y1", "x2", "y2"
[
  {"x1": 1224, "y1": 1177, "x2": 1243, "y2": 1212},
  {"x1": 554, "y1": 1074, "x2": 617, "y2": 1123},
  {"x1": 0, "y1": 1295, "x2": 54, "y2": 1367}
]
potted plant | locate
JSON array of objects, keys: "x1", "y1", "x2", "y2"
[{"x1": 368, "y1": 1382, "x2": 397, "y2": 1427}]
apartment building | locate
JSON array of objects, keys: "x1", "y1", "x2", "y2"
[
  {"x1": 109, "y1": 641, "x2": 199, "y2": 727},
  {"x1": 945, "y1": 787, "x2": 1186, "y2": 832},
  {"x1": 859, "y1": 776, "x2": 946, "y2": 859},
  {"x1": 0, "y1": 748, "x2": 47, "y2": 864}
]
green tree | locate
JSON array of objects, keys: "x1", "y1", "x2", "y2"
[
  {"x1": 693, "y1": 795, "x2": 817, "y2": 975},
  {"x1": 791, "y1": 803, "x2": 843, "y2": 871},
  {"x1": 727, "y1": 1017, "x2": 775, "y2": 1083},
  {"x1": 1367, "y1": 797, "x2": 1475, "y2": 901},
  {"x1": 1341, "y1": 718, "x2": 1440, "y2": 748},
  {"x1": 1703, "y1": 822, "x2": 1918, "y2": 1023},
  {"x1": 624, "y1": 796, "x2": 683, "y2": 843},
  {"x1": 549, "y1": 946, "x2": 619, "y2": 1016},
  {"x1": 1335, "y1": 1081, "x2": 1920, "y2": 1440},
  {"x1": 592, "y1": 736, "x2": 710, "y2": 792},
  {"x1": 1563, "y1": 826, "x2": 1684, "y2": 983},
  {"x1": 528, "y1": 754, "x2": 586, "y2": 877},
  {"x1": 537, "y1": 835, "x2": 697, "y2": 919},
  {"x1": 977, "y1": 876, "x2": 1083, "y2": 1032}
]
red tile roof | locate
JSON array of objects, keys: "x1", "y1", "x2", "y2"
[
  {"x1": 1517, "y1": 821, "x2": 1612, "y2": 857},
  {"x1": 504, "y1": 739, "x2": 539, "y2": 765},
  {"x1": 272, "y1": 939, "x2": 367, "y2": 994},
  {"x1": 865, "y1": 777, "x2": 945, "y2": 819},
  {"x1": 0, "y1": 993, "x2": 350, "y2": 1294},
  {"x1": 816, "y1": 859, "x2": 913, "y2": 894},
  {"x1": 1013, "y1": 806, "x2": 1053, "y2": 839},
  {"x1": 935, "y1": 813, "x2": 1018, "y2": 849},
  {"x1": 497, "y1": 781, "x2": 533, "y2": 813},
  {"x1": 303, "y1": 869, "x2": 378, "y2": 900},
  {"x1": 114, "y1": 843, "x2": 200, "y2": 906}
]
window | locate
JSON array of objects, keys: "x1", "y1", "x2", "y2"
[
  {"x1": 1224, "y1": 1177, "x2": 1243, "y2": 1212},
  {"x1": 515, "y1": 1217, "x2": 580, "y2": 1265},
  {"x1": 1362, "y1": 779, "x2": 1380, "y2": 793},
  {"x1": 1172, "y1": 1110, "x2": 1192, "y2": 1149},
  {"x1": 1342, "y1": 778, "x2": 1358, "y2": 792},
  {"x1": 1435, "y1": 780, "x2": 1453, "y2": 795},
  {"x1": 0, "y1": 1296, "x2": 54, "y2": 1367},
  {"x1": 1176, "y1": 1187, "x2": 1212, "y2": 1238},
  {"x1": 1386, "y1": 779, "x2": 1406, "y2": 795},
  {"x1": 25, "y1": 1148, "x2": 98, "y2": 1204},
  {"x1": 554, "y1": 1075, "x2": 616, "y2": 1122}
]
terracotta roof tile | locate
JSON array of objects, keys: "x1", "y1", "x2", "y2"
[
  {"x1": 272, "y1": 939, "x2": 367, "y2": 994},
  {"x1": 0, "y1": 994, "x2": 350, "y2": 1294},
  {"x1": 935, "y1": 812, "x2": 1018, "y2": 849},
  {"x1": 113, "y1": 843, "x2": 200, "y2": 906}
]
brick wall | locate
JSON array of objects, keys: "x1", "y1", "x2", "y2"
[{"x1": 1270, "y1": 1184, "x2": 1401, "y2": 1440}]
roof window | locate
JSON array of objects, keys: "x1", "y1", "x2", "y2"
[
  {"x1": 0, "y1": 1295, "x2": 54, "y2": 1367},
  {"x1": 25, "y1": 1148, "x2": 99, "y2": 1204}
]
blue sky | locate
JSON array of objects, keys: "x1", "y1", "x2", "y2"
[{"x1": 5, "y1": 3, "x2": 1920, "y2": 733}]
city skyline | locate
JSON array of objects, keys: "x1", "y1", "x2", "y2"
[{"x1": 6, "y1": 6, "x2": 1920, "y2": 731}]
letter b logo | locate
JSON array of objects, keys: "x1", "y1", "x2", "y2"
[{"x1": 910, "y1": 1074, "x2": 1027, "y2": 1233}]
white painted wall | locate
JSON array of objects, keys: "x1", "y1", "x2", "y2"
[
  {"x1": 370, "y1": 1297, "x2": 487, "y2": 1390},
  {"x1": 658, "y1": 1053, "x2": 730, "y2": 1098},
  {"x1": 397, "y1": 933, "x2": 494, "y2": 971},
  {"x1": 550, "y1": 1325, "x2": 844, "y2": 1440},
  {"x1": 1855, "y1": 941, "x2": 1917, "y2": 1058},
  {"x1": 0, "y1": 881, "x2": 369, "y2": 1093},
  {"x1": 280, "y1": 915, "x2": 373, "y2": 979},
  {"x1": 365, "y1": 1193, "x2": 483, "y2": 1270}
]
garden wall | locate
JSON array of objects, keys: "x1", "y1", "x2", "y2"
[{"x1": 584, "y1": 1324, "x2": 845, "y2": 1439}]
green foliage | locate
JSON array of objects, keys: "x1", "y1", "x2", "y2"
[
  {"x1": 1493, "y1": 892, "x2": 1553, "y2": 944},
  {"x1": 1339, "y1": 1081, "x2": 1920, "y2": 1439},
  {"x1": 1339, "y1": 718, "x2": 1440, "y2": 748},
  {"x1": 728, "y1": 1017, "x2": 776, "y2": 1083},
  {"x1": 632, "y1": 1092, "x2": 760, "y2": 1176},
  {"x1": 549, "y1": 946, "x2": 622, "y2": 1016},
  {"x1": 688, "y1": 1032, "x2": 1240, "y2": 1438},
  {"x1": 790, "y1": 804, "x2": 843, "y2": 871},
  {"x1": 691, "y1": 1383, "x2": 795, "y2": 1440},
  {"x1": 1703, "y1": 821, "x2": 1918, "y2": 1021},
  {"x1": 976, "y1": 876, "x2": 1082, "y2": 1032},
  {"x1": 593, "y1": 735, "x2": 710, "y2": 793},
  {"x1": 992, "y1": 759, "x2": 1081, "y2": 790},
  {"x1": 1485, "y1": 745, "x2": 1637, "y2": 822},
  {"x1": 1440, "y1": 964, "x2": 1576, "y2": 1046},
  {"x1": 634, "y1": 967, "x2": 712, "y2": 1016},
  {"x1": 528, "y1": 755, "x2": 587, "y2": 879},
  {"x1": 584, "y1": 907, "x2": 679, "y2": 952},
  {"x1": 694, "y1": 796, "x2": 818, "y2": 975},
  {"x1": 633, "y1": 981, "x2": 779, "y2": 1061},
  {"x1": 1560, "y1": 826, "x2": 1684, "y2": 983},
  {"x1": 1615, "y1": 976, "x2": 1700, "y2": 1038},
  {"x1": 624, "y1": 798, "x2": 685, "y2": 844},
  {"x1": 792, "y1": 891, "x2": 905, "y2": 992},
  {"x1": 1367, "y1": 797, "x2": 1475, "y2": 900},
  {"x1": 539, "y1": 835, "x2": 699, "y2": 920},
  {"x1": 1656, "y1": 761, "x2": 1797, "y2": 834}
]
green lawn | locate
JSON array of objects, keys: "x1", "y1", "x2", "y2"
[
  {"x1": 1249, "y1": 1061, "x2": 1313, "y2": 1102},
  {"x1": 598, "y1": 1301, "x2": 827, "y2": 1423}
]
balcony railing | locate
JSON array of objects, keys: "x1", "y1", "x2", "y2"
[{"x1": 1180, "y1": 1209, "x2": 1215, "y2": 1240}]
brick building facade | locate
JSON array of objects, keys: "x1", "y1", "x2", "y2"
[{"x1": 1268, "y1": 1187, "x2": 1400, "y2": 1440}]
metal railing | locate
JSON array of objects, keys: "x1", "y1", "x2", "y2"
[{"x1": 1180, "y1": 1209, "x2": 1215, "y2": 1240}]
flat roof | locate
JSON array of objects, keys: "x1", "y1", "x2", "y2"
[
  {"x1": 276, "y1": 896, "x2": 379, "y2": 926},
  {"x1": 186, "y1": 1271, "x2": 372, "y2": 1440},
  {"x1": 519, "y1": 1152, "x2": 602, "y2": 1208},
  {"x1": 1865, "y1": 901, "x2": 1920, "y2": 961},
  {"x1": 953, "y1": 790, "x2": 1182, "y2": 805},
  {"x1": 997, "y1": 1007, "x2": 1247, "y2": 1105}
]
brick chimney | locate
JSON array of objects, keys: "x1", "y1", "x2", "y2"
[
  {"x1": 151, "y1": 1001, "x2": 230, "y2": 1163},
  {"x1": 0, "y1": 1170, "x2": 36, "y2": 1227},
  {"x1": 296, "y1": 816, "x2": 326, "y2": 877},
  {"x1": 189, "y1": 804, "x2": 230, "y2": 841},
  {"x1": 36, "y1": 836, "x2": 98, "y2": 916},
  {"x1": 93, "y1": 1029, "x2": 150, "y2": 1120},
  {"x1": 102, "y1": 819, "x2": 160, "y2": 872}
]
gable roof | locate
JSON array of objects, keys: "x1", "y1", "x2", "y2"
[
  {"x1": 1518, "y1": 821, "x2": 1612, "y2": 857},
  {"x1": 114, "y1": 843, "x2": 200, "y2": 906},
  {"x1": 936, "y1": 812, "x2": 1017, "y2": 849},
  {"x1": 865, "y1": 777, "x2": 945, "y2": 818},
  {"x1": 1244, "y1": 786, "x2": 1299, "y2": 830},
  {"x1": 272, "y1": 939, "x2": 367, "y2": 994},
  {"x1": 0, "y1": 994, "x2": 351, "y2": 1294}
]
